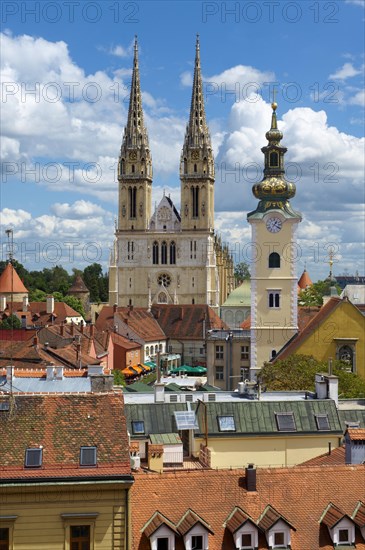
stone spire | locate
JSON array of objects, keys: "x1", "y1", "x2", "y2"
[
  {"x1": 122, "y1": 36, "x2": 149, "y2": 149},
  {"x1": 185, "y1": 34, "x2": 211, "y2": 148},
  {"x1": 118, "y1": 36, "x2": 152, "y2": 231}
]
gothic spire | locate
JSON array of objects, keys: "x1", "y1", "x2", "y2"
[
  {"x1": 185, "y1": 34, "x2": 211, "y2": 147},
  {"x1": 123, "y1": 36, "x2": 149, "y2": 149}
]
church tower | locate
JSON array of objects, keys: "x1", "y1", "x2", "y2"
[
  {"x1": 118, "y1": 37, "x2": 152, "y2": 231},
  {"x1": 247, "y1": 101, "x2": 302, "y2": 377},
  {"x1": 180, "y1": 35, "x2": 215, "y2": 231},
  {"x1": 109, "y1": 38, "x2": 233, "y2": 309}
]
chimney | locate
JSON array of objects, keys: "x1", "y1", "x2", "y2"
[
  {"x1": 60, "y1": 323, "x2": 64, "y2": 336},
  {"x1": 70, "y1": 322, "x2": 74, "y2": 336},
  {"x1": 315, "y1": 372, "x2": 338, "y2": 406},
  {"x1": 246, "y1": 464, "x2": 257, "y2": 492},
  {"x1": 128, "y1": 303, "x2": 134, "y2": 312},
  {"x1": 90, "y1": 373, "x2": 114, "y2": 392},
  {"x1": 76, "y1": 342, "x2": 81, "y2": 367},
  {"x1": 89, "y1": 323, "x2": 95, "y2": 337},
  {"x1": 80, "y1": 320, "x2": 84, "y2": 334},
  {"x1": 6, "y1": 366, "x2": 14, "y2": 381},
  {"x1": 0, "y1": 296, "x2": 6, "y2": 311},
  {"x1": 22, "y1": 295, "x2": 29, "y2": 312},
  {"x1": 154, "y1": 382, "x2": 165, "y2": 403},
  {"x1": 33, "y1": 335, "x2": 38, "y2": 347},
  {"x1": 46, "y1": 366, "x2": 56, "y2": 381},
  {"x1": 46, "y1": 295, "x2": 54, "y2": 314},
  {"x1": 113, "y1": 303, "x2": 118, "y2": 313},
  {"x1": 54, "y1": 366, "x2": 64, "y2": 380},
  {"x1": 345, "y1": 429, "x2": 365, "y2": 464}
]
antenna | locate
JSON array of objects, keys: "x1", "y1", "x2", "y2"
[{"x1": 5, "y1": 229, "x2": 14, "y2": 264}]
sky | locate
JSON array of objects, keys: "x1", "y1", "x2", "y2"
[{"x1": 1, "y1": 0, "x2": 364, "y2": 282}]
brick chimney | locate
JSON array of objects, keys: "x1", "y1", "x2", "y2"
[
  {"x1": 70, "y1": 322, "x2": 74, "y2": 336},
  {"x1": 89, "y1": 323, "x2": 95, "y2": 337},
  {"x1": 113, "y1": 303, "x2": 118, "y2": 313},
  {"x1": 60, "y1": 322, "x2": 64, "y2": 336}
]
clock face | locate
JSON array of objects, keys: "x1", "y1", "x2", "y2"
[{"x1": 266, "y1": 217, "x2": 282, "y2": 233}]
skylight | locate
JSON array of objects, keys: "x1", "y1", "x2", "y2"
[
  {"x1": 25, "y1": 448, "x2": 42, "y2": 468},
  {"x1": 275, "y1": 412, "x2": 296, "y2": 432},
  {"x1": 132, "y1": 420, "x2": 145, "y2": 435},
  {"x1": 315, "y1": 414, "x2": 330, "y2": 431},
  {"x1": 80, "y1": 446, "x2": 97, "y2": 466},
  {"x1": 174, "y1": 411, "x2": 198, "y2": 430},
  {"x1": 217, "y1": 415, "x2": 236, "y2": 432}
]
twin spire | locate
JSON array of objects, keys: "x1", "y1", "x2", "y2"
[{"x1": 123, "y1": 35, "x2": 211, "y2": 151}]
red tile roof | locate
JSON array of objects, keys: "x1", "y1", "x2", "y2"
[
  {"x1": 96, "y1": 306, "x2": 165, "y2": 343},
  {"x1": 347, "y1": 428, "x2": 365, "y2": 441},
  {"x1": 298, "y1": 446, "x2": 346, "y2": 466},
  {"x1": 0, "y1": 393, "x2": 131, "y2": 481},
  {"x1": 0, "y1": 263, "x2": 28, "y2": 293},
  {"x1": 320, "y1": 503, "x2": 347, "y2": 529},
  {"x1": 353, "y1": 501, "x2": 365, "y2": 528},
  {"x1": 298, "y1": 269, "x2": 313, "y2": 290},
  {"x1": 2, "y1": 301, "x2": 83, "y2": 327},
  {"x1": 130, "y1": 465, "x2": 365, "y2": 550},
  {"x1": 151, "y1": 304, "x2": 228, "y2": 340},
  {"x1": 225, "y1": 507, "x2": 256, "y2": 534},
  {"x1": 68, "y1": 275, "x2": 89, "y2": 293}
]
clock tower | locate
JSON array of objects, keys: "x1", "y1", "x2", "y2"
[{"x1": 247, "y1": 101, "x2": 302, "y2": 377}]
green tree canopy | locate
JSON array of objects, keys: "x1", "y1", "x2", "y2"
[
  {"x1": 298, "y1": 279, "x2": 341, "y2": 307},
  {"x1": 234, "y1": 261, "x2": 250, "y2": 283},
  {"x1": 258, "y1": 354, "x2": 365, "y2": 399},
  {"x1": 0, "y1": 314, "x2": 22, "y2": 330}
]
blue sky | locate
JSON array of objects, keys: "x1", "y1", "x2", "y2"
[{"x1": 1, "y1": 0, "x2": 364, "y2": 282}]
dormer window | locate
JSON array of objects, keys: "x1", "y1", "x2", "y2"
[
  {"x1": 25, "y1": 448, "x2": 42, "y2": 468},
  {"x1": 132, "y1": 421, "x2": 145, "y2": 435}
]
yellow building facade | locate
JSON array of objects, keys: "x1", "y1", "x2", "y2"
[
  {"x1": 275, "y1": 297, "x2": 365, "y2": 380},
  {"x1": 0, "y1": 483, "x2": 130, "y2": 550}
]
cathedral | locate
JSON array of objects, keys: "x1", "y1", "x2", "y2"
[{"x1": 109, "y1": 37, "x2": 234, "y2": 309}]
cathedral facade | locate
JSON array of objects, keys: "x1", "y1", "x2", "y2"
[{"x1": 109, "y1": 38, "x2": 234, "y2": 308}]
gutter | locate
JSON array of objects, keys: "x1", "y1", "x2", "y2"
[{"x1": 0, "y1": 475, "x2": 134, "y2": 486}]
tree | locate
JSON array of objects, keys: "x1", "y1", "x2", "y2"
[
  {"x1": 298, "y1": 279, "x2": 341, "y2": 307},
  {"x1": 29, "y1": 289, "x2": 47, "y2": 302},
  {"x1": 61, "y1": 295, "x2": 86, "y2": 318},
  {"x1": 0, "y1": 314, "x2": 22, "y2": 330},
  {"x1": 258, "y1": 354, "x2": 365, "y2": 398},
  {"x1": 234, "y1": 261, "x2": 250, "y2": 283},
  {"x1": 83, "y1": 263, "x2": 109, "y2": 302},
  {"x1": 113, "y1": 370, "x2": 126, "y2": 386}
]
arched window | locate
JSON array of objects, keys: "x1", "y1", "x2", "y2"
[
  {"x1": 194, "y1": 163, "x2": 197, "y2": 173},
  {"x1": 269, "y1": 252, "x2": 280, "y2": 268},
  {"x1": 191, "y1": 186, "x2": 199, "y2": 218},
  {"x1": 270, "y1": 151, "x2": 279, "y2": 167},
  {"x1": 152, "y1": 241, "x2": 159, "y2": 265},
  {"x1": 170, "y1": 241, "x2": 176, "y2": 264},
  {"x1": 145, "y1": 346, "x2": 149, "y2": 356},
  {"x1": 129, "y1": 186, "x2": 136, "y2": 218},
  {"x1": 338, "y1": 345, "x2": 354, "y2": 371},
  {"x1": 184, "y1": 158, "x2": 187, "y2": 174},
  {"x1": 161, "y1": 241, "x2": 167, "y2": 264},
  {"x1": 120, "y1": 158, "x2": 125, "y2": 175}
]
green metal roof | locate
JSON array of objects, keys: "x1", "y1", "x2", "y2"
[
  {"x1": 192, "y1": 400, "x2": 343, "y2": 436},
  {"x1": 125, "y1": 403, "x2": 187, "y2": 436},
  {"x1": 149, "y1": 433, "x2": 182, "y2": 445},
  {"x1": 338, "y1": 409, "x2": 365, "y2": 430},
  {"x1": 123, "y1": 381, "x2": 155, "y2": 393},
  {"x1": 222, "y1": 280, "x2": 251, "y2": 307},
  {"x1": 126, "y1": 400, "x2": 343, "y2": 438}
]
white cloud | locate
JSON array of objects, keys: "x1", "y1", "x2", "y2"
[
  {"x1": 329, "y1": 62, "x2": 362, "y2": 80},
  {"x1": 348, "y1": 89, "x2": 365, "y2": 106},
  {"x1": 180, "y1": 71, "x2": 193, "y2": 87},
  {"x1": 345, "y1": 0, "x2": 365, "y2": 6},
  {"x1": 51, "y1": 200, "x2": 106, "y2": 219},
  {"x1": 110, "y1": 45, "x2": 128, "y2": 57}
]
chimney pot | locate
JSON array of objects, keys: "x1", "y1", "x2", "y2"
[{"x1": 246, "y1": 464, "x2": 257, "y2": 492}]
